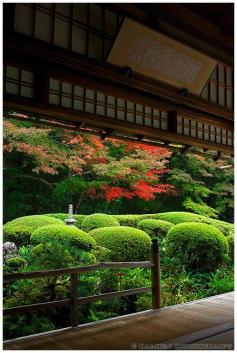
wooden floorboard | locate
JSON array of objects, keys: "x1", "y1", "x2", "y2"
[{"x1": 3, "y1": 292, "x2": 234, "y2": 350}]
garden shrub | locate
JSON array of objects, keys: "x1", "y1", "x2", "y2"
[
  {"x1": 137, "y1": 219, "x2": 174, "y2": 238},
  {"x1": 153, "y1": 212, "x2": 234, "y2": 237},
  {"x1": 135, "y1": 294, "x2": 152, "y2": 312},
  {"x1": 31, "y1": 224, "x2": 96, "y2": 251},
  {"x1": 112, "y1": 215, "x2": 147, "y2": 227},
  {"x1": 208, "y1": 268, "x2": 234, "y2": 295},
  {"x1": 226, "y1": 234, "x2": 234, "y2": 261},
  {"x1": 91, "y1": 245, "x2": 112, "y2": 262},
  {"x1": 89, "y1": 226, "x2": 151, "y2": 261},
  {"x1": 46, "y1": 213, "x2": 86, "y2": 228},
  {"x1": 154, "y1": 212, "x2": 207, "y2": 224},
  {"x1": 166, "y1": 222, "x2": 229, "y2": 272},
  {"x1": 81, "y1": 213, "x2": 120, "y2": 232},
  {"x1": 4, "y1": 257, "x2": 26, "y2": 272},
  {"x1": 3, "y1": 215, "x2": 64, "y2": 246},
  {"x1": 29, "y1": 242, "x2": 96, "y2": 270},
  {"x1": 205, "y1": 219, "x2": 234, "y2": 237}
]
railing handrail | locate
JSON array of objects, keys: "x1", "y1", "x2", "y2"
[
  {"x1": 3, "y1": 240, "x2": 161, "y2": 332},
  {"x1": 4, "y1": 261, "x2": 154, "y2": 281}
]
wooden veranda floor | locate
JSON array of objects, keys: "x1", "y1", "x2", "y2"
[{"x1": 4, "y1": 292, "x2": 234, "y2": 350}]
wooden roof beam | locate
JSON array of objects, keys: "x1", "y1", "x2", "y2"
[
  {"x1": 4, "y1": 39, "x2": 234, "y2": 126},
  {"x1": 3, "y1": 96, "x2": 234, "y2": 155}
]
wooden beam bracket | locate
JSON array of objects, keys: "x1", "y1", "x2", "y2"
[
  {"x1": 135, "y1": 134, "x2": 145, "y2": 141},
  {"x1": 100, "y1": 128, "x2": 115, "y2": 140},
  {"x1": 178, "y1": 88, "x2": 189, "y2": 97},
  {"x1": 123, "y1": 66, "x2": 133, "y2": 77},
  {"x1": 75, "y1": 122, "x2": 85, "y2": 130}
]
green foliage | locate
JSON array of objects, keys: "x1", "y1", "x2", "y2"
[
  {"x1": 211, "y1": 162, "x2": 234, "y2": 222},
  {"x1": 166, "y1": 222, "x2": 229, "y2": 272},
  {"x1": 205, "y1": 219, "x2": 234, "y2": 237},
  {"x1": 207, "y1": 267, "x2": 234, "y2": 295},
  {"x1": 112, "y1": 214, "x2": 146, "y2": 227},
  {"x1": 89, "y1": 226, "x2": 151, "y2": 261},
  {"x1": 154, "y1": 211, "x2": 206, "y2": 224},
  {"x1": 161, "y1": 267, "x2": 212, "y2": 306},
  {"x1": 31, "y1": 224, "x2": 96, "y2": 251},
  {"x1": 52, "y1": 177, "x2": 106, "y2": 213},
  {"x1": 3, "y1": 215, "x2": 64, "y2": 246},
  {"x1": 167, "y1": 165, "x2": 213, "y2": 201},
  {"x1": 137, "y1": 219, "x2": 174, "y2": 238},
  {"x1": 4, "y1": 257, "x2": 26, "y2": 272},
  {"x1": 118, "y1": 268, "x2": 151, "y2": 290},
  {"x1": 4, "y1": 313, "x2": 55, "y2": 340},
  {"x1": 226, "y1": 235, "x2": 234, "y2": 262},
  {"x1": 165, "y1": 151, "x2": 234, "y2": 222},
  {"x1": 135, "y1": 294, "x2": 152, "y2": 311},
  {"x1": 29, "y1": 242, "x2": 96, "y2": 270},
  {"x1": 154, "y1": 211, "x2": 234, "y2": 237},
  {"x1": 81, "y1": 213, "x2": 120, "y2": 232},
  {"x1": 183, "y1": 198, "x2": 220, "y2": 218},
  {"x1": 91, "y1": 245, "x2": 112, "y2": 262}
]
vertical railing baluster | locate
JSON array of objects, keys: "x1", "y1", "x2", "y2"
[
  {"x1": 151, "y1": 239, "x2": 161, "y2": 309},
  {"x1": 71, "y1": 272, "x2": 78, "y2": 327}
]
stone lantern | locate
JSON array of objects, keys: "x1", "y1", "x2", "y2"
[{"x1": 64, "y1": 204, "x2": 77, "y2": 226}]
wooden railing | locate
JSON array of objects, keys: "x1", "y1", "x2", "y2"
[{"x1": 3, "y1": 239, "x2": 161, "y2": 329}]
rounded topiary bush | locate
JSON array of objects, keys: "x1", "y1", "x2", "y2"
[
  {"x1": 154, "y1": 212, "x2": 207, "y2": 225},
  {"x1": 3, "y1": 215, "x2": 64, "y2": 246},
  {"x1": 137, "y1": 219, "x2": 174, "y2": 239},
  {"x1": 166, "y1": 222, "x2": 229, "y2": 272},
  {"x1": 4, "y1": 257, "x2": 26, "y2": 272},
  {"x1": 31, "y1": 224, "x2": 96, "y2": 251},
  {"x1": 89, "y1": 226, "x2": 151, "y2": 261},
  {"x1": 81, "y1": 213, "x2": 120, "y2": 232},
  {"x1": 112, "y1": 215, "x2": 146, "y2": 227},
  {"x1": 205, "y1": 219, "x2": 234, "y2": 237}
]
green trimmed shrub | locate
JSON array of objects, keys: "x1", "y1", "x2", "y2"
[
  {"x1": 154, "y1": 212, "x2": 207, "y2": 224},
  {"x1": 137, "y1": 219, "x2": 174, "y2": 238},
  {"x1": 91, "y1": 245, "x2": 112, "y2": 262},
  {"x1": 112, "y1": 215, "x2": 147, "y2": 227},
  {"x1": 29, "y1": 242, "x2": 96, "y2": 270},
  {"x1": 4, "y1": 257, "x2": 26, "y2": 272},
  {"x1": 31, "y1": 224, "x2": 96, "y2": 251},
  {"x1": 81, "y1": 213, "x2": 120, "y2": 232},
  {"x1": 153, "y1": 212, "x2": 234, "y2": 237},
  {"x1": 89, "y1": 226, "x2": 151, "y2": 261},
  {"x1": 166, "y1": 222, "x2": 229, "y2": 272},
  {"x1": 205, "y1": 219, "x2": 234, "y2": 237},
  {"x1": 46, "y1": 214, "x2": 86, "y2": 229},
  {"x1": 3, "y1": 215, "x2": 64, "y2": 246},
  {"x1": 226, "y1": 234, "x2": 234, "y2": 261}
]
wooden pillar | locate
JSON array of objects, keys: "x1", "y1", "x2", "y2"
[
  {"x1": 34, "y1": 70, "x2": 49, "y2": 105},
  {"x1": 151, "y1": 239, "x2": 161, "y2": 309},
  {"x1": 71, "y1": 272, "x2": 79, "y2": 327},
  {"x1": 168, "y1": 110, "x2": 177, "y2": 133}
]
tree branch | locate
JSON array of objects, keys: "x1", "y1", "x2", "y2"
[{"x1": 9, "y1": 175, "x2": 54, "y2": 190}]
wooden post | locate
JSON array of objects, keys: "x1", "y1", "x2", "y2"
[
  {"x1": 151, "y1": 239, "x2": 161, "y2": 309},
  {"x1": 70, "y1": 273, "x2": 78, "y2": 327},
  {"x1": 167, "y1": 111, "x2": 178, "y2": 134}
]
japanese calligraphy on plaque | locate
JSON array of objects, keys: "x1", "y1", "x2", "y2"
[{"x1": 108, "y1": 18, "x2": 217, "y2": 95}]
